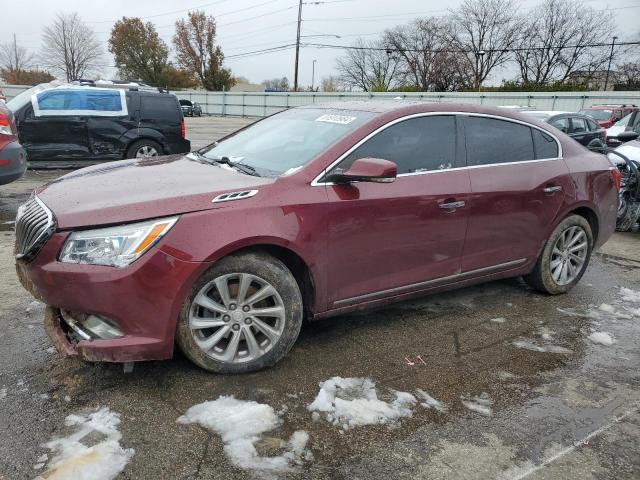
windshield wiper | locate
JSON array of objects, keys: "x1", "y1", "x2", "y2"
[{"x1": 206, "y1": 155, "x2": 261, "y2": 177}]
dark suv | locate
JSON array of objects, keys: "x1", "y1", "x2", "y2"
[{"x1": 7, "y1": 82, "x2": 190, "y2": 162}]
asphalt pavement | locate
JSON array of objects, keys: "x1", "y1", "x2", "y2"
[{"x1": 0, "y1": 118, "x2": 639, "y2": 480}]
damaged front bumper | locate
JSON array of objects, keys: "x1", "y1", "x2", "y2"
[{"x1": 16, "y1": 232, "x2": 210, "y2": 363}]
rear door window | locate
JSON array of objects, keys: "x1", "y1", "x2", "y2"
[
  {"x1": 340, "y1": 115, "x2": 457, "y2": 174},
  {"x1": 140, "y1": 95, "x2": 181, "y2": 122},
  {"x1": 570, "y1": 117, "x2": 588, "y2": 133},
  {"x1": 464, "y1": 116, "x2": 534, "y2": 166},
  {"x1": 549, "y1": 117, "x2": 569, "y2": 133}
]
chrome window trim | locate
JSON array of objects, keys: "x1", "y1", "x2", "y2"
[{"x1": 311, "y1": 111, "x2": 563, "y2": 187}]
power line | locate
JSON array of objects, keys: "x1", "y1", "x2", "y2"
[
  {"x1": 302, "y1": 40, "x2": 640, "y2": 55},
  {"x1": 85, "y1": 0, "x2": 235, "y2": 23}
]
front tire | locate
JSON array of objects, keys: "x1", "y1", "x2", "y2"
[
  {"x1": 524, "y1": 215, "x2": 593, "y2": 294},
  {"x1": 176, "y1": 252, "x2": 303, "y2": 373}
]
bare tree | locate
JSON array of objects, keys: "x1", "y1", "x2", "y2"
[
  {"x1": 616, "y1": 61, "x2": 640, "y2": 89},
  {"x1": 336, "y1": 38, "x2": 403, "y2": 92},
  {"x1": 320, "y1": 75, "x2": 342, "y2": 92},
  {"x1": 261, "y1": 77, "x2": 290, "y2": 91},
  {"x1": 0, "y1": 36, "x2": 34, "y2": 81},
  {"x1": 384, "y1": 18, "x2": 465, "y2": 92},
  {"x1": 513, "y1": 0, "x2": 615, "y2": 85},
  {"x1": 41, "y1": 13, "x2": 102, "y2": 81},
  {"x1": 446, "y1": 0, "x2": 521, "y2": 89}
]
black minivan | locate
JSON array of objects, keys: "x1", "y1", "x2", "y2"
[{"x1": 6, "y1": 82, "x2": 190, "y2": 162}]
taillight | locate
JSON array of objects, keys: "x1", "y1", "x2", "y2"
[
  {"x1": 0, "y1": 113, "x2": 12, "y2": 136},
  {"x1": 610, "y1": 168, "x2": 622, "y2": 190},
  {"x1": 180, "y1": 119, "x2": 186, "y2": 139}
]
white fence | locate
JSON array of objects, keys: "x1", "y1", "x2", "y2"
[{"x1": 3, "y1": 84, "x2": 639, "y2": 117}]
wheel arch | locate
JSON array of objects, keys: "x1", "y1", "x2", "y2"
[
  {"x1": 569, "y1": 205, "x2": 599, "y2": 244},
  {"x1": 215, "y1": 242, "x2": 318, "y2": 319}
]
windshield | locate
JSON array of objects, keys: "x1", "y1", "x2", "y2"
[
  {"x1": 201, "y1": 108, "x2": 375, "y2": 176},
  {"x1": 614, "y1": 113, "x2": 631, "y2": 127},
  {"x1": 6, "y1": 82, "x2": 61, "y2": 113},
  {"x1": 179, "y1": 100, "x2": 192, "y2": 106},
  {"x1": 579, "y1": 109, "x2": 612, "y2": 121}
]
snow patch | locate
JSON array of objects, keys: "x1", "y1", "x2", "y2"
[
  {"x1": 588, "y1": 331, "x2": 614, "y2": 346},
  {"x1": 36, "y1": 407, "x2": 134, "y2": 480},
  {"x1": 620, "y1": 287, "x2": 640, "y2": 303},
  {"x1": 0, "y1": 387, "x2": 6, "y2": 399},
  {"x1": 26, "y1": 300, "x2": 44, "y2": 315},
  {"x1": 461, "y1": 394, "x2": 493, "y2": 416},
  {"x1": 490, "y1": 317, "x2": 507, "y2": 324},
  {"x1": 307, "y1": 377, "x2": 416, "y2": 429},
  {"x1": 415, "y1": 389, "x2": 448, "y2": 412},
  {"x1": 178, "y1": 396, "x2": 311, "y2": 472},
  {"x1": 512, "y1": 339, "x2": 573, "y2": 354}
]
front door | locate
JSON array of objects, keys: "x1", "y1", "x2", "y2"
[
  {"x1": 460, "y1": 115, "x2": 569, "y2": 273},
  {"x1": 323, "y1": 114, "x2": 471, "y2": 307}
]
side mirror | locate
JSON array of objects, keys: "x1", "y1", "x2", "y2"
[
  {"x1": 617, "y1": 131, "x2": 639, "y2": 143},
  {"x1": 327, "y1": 157, "x2": 397, "y2": 184}
]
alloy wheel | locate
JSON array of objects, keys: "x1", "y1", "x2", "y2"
[
  {"x1": 550, "y1": 225, "x2": 588, "y2": 286},
  {"x1": 188, "y1": 273, "x2": 286, "y2": 363},
  {"x1": 136, "y1": 145, "x2": 159, "y2": 158}
]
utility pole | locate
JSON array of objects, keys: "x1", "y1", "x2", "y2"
[
  {"x1": 604, "y1": 36, "x2": 618, "y2": 91},
  {"x1": 293, "y1": 0, "x2": 303, "y2": 91}
]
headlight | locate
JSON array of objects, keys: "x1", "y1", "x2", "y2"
[{"x1": 59, "y1": 216, "x2": 178, "y2": 267}]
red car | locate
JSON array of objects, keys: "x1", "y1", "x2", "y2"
[
  {"x1": 579, "y1": 104, "x2": 639, "y2": 129},
  {"x1": 16, "y1": 102, "x2": 619, "y2": 373},
  {"x1": 0, "y1": 102, "x2": 27, "y2": 185}
]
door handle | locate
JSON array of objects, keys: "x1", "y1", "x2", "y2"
[
  {"x1": 543, "y1": 185, "x2": 563, "y2": 194},
  {"x1": 439, "y1": 200, "x2": 465, "y2": 210}
]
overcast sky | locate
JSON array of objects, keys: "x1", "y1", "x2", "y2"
[{"x1": 2, "y1": 0, "x2": 638, "y2": 87}]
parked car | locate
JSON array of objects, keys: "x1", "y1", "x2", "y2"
[
  {"x1": 578, "y1": 104, "x2": 639, "y2": 129},
  {"x1": 0, "y1": 102, "x2": 27, "y2": 185},
  {"x1": 524, "y1": 111, "x2": 607, "y2": 151},
  {"x1": 7, "y1": 82, "x2": 190, "y2": 162},
  {"x1": 15, "y1": 102, "x2": 619, "y2": 373},
  {"x1": 179, "y1": 99, "x2": 203, "y2": 117},
  {"x1": 608, "y1": 131, "x2": 640, "y2": 231},
  {"x1": 606, "y1": 110, "x2": 640, "y2": 147}
]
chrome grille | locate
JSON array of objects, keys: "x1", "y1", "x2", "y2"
[{"x1": 15, "y1": 196, "x2": 55, "y2": 261}]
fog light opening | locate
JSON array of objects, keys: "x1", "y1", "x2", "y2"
[
  {"x1": 60, "y1": 310, "x2": 124, "y2": 340},
  {"x1": 81, "y1": 314, "x2": 124, "y2": 339}
]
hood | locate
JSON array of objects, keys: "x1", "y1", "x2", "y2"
[
  {"x1": 36, "y1": 154, "x2": 275, "y2": 228},
  {"x1": 609, "y1": 141, "x2": 640, "y2": 165},
  {"x1": 606, "y1": 125, "x2": 625, "y2": 137}
]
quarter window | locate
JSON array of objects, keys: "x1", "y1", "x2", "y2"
[
  {"x1": 339, "y1": 116, "x2": 457, "y2": 174},
  {"x1": 464, "y1": 117, "x2": 535, "y2": 166},
  {"x1": 532, "y1": 129, "x2": 559, "y2": 159}
]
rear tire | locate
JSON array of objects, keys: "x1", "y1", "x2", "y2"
[
  {"x1": 176, "y1": 252, "x2": 303, "y2": 373},
  {"x1": 616, "y1": 195, "x2": 640, "y2": 232},
  {"x1": 126, "y1": 139, "x2": 162, "y2": 159},
  {"x1": 524, "y1": 215, "x2": 593, "y2": 294}
]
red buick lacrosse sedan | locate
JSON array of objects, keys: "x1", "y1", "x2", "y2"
[{"x1": 15, "y1": 101, "x2": 619, "y2": 373}]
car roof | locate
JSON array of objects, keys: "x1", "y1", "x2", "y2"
[{"x1": 298, "y1": 100, "x2": 554, "y2": 122}]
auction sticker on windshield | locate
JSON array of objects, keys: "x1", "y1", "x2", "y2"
[{"x1": 315, "y1": 114, "x2": 357, "y2": 125}]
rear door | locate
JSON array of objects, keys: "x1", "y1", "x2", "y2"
[
  {"x1": 568, "y1": 116, "x2": 593, "y2": 147},
  {"x1": 460, "y1": 115, "x2": 568, "y2": 273},
  {"x1": 324, "y1": 114, "x2": 471, "y2": 307}
]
